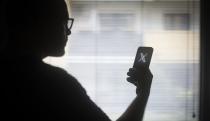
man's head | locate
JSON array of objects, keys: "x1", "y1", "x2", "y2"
[{"x1": 5, "y1": 0, "x2": 71, "y2": 57}]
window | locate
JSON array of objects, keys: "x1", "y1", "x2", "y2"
[
  {"x1": 164, "y1": 13, "x2": 190, "y2": 30},
  {"x1": 45, "y1": 0, "x2": 200, "y2": 121},
  {"x1": 99, "y1": 13, "x2": 135, "y2": 31}
]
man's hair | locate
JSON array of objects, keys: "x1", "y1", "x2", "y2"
[
  {"x1": 5, "y1": 0, "x2": 68, "y2": 29},
  {"x1": 1, "y1": 0, "x2": 68, "y2": 52}
]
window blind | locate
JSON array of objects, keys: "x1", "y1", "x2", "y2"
[{"x1": 45, "y1": 0, "x2": 200, "y2": 121}]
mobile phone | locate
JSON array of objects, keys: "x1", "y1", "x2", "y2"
[{"x1": 133, "y1": 47, "x2": 153, "y2": 68}]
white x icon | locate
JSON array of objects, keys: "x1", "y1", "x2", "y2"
[{"x1": 138, "y1": 53, "x2": 147, "y2": 63}]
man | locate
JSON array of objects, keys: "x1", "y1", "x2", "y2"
[{"x1": 1, "y1": 0, "x2": 153, "y2": 120}]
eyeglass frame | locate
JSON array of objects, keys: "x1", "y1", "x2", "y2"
[{"x1": 67, "y1": 18, "x2": 74, "y2": 30}]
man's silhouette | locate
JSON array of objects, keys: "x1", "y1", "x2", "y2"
[{"x1": 1, "y1": 0, "x2": 153, "y2": 121}]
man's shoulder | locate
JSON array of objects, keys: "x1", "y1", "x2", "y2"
[
  {"x1": 40, "y1": 62, "x2": 85, "y2": 92},
  {"x1": 40, "y1": 62, "x2": 75, "y2": 79}
]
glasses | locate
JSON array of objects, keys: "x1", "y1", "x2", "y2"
[
  {"x1": 67, "y1": 18, "x2": 74, "y2": 30},
  {"x1": 66, "y1": 18, "x2": 74, "y2": 35}
]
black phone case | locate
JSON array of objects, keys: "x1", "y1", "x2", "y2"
[{"x1": 133, "y1": 47, "x2": 153, "y2": 68}]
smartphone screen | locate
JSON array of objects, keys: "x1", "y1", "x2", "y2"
[{"x1": 133, "y1": 47, "x2": 153, "y2": 68}]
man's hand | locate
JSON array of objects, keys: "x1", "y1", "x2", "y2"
[
  {"x1": 127, "y1": 67, "x2": 153, "y2": 97},
  {"x1": 117, "y1": 68, "x2": 153, "y2": 121}
]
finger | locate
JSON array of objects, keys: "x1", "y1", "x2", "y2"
[
  {"x1": 126, "y1": 77, "x2": 137, "y2": 86},
  {"x1": 127, "y1": 71, "x2": 135, "y2": 76},
  {"x1": 127, "y1": 68, "x2": 137, "y2": 76},
  {"x1": 126, "y1": 77, "x2": 135, "y2": 83},
  {"x1": 129, "y1": 68, "x2": 136, "y2": 72}
]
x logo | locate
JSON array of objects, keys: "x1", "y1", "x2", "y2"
[{"x1": 138, "y1": 53, "x2": 147, "y2": 63}]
